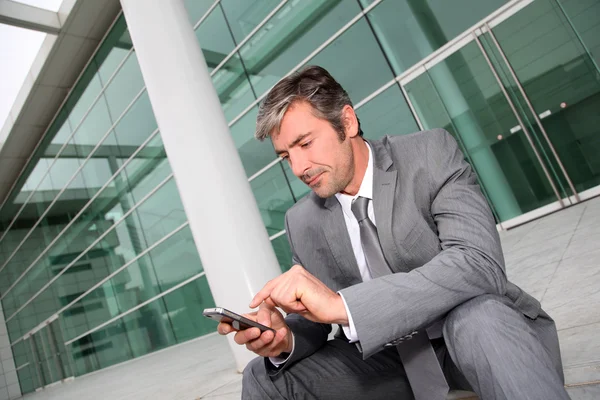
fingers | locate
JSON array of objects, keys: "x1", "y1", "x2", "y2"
[
  {"x1": 217, "y1": 322, "x2": 233, "y2": 335},
  {"x1": 249, "y1": 266, "x2": 305, "y2": 308},
  {"x1": 233, "y1": 327, "x2": 263, "y2": 345},
  {"x1": 249, "y1": 279, "x2": 277, "y2": 308},
  {"x1": 256, "y1": 306, "x2": 272, "y2": 327}
]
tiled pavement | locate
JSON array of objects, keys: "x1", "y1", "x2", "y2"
[{"x1": 20, "y1": 196, "x2": 600, "y2": 399}]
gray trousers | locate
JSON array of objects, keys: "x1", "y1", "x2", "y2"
[{"x1": 242, "y1": 295, "x2": 570, "y2": 400}]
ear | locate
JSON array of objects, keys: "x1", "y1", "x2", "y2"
[{"x1": 341, "y1": 105, "x2": 359, "y2": 138}]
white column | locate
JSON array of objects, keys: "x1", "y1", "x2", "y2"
[{"x1": 120, "y1": 0, "x2": 282, "y2": 371}]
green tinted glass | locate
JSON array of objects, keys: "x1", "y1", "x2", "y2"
[
  {"x1": 271, "y1": 233, "x2": 293, "y2": 273},
  {"x1": 220, "y1": 0, "x2": 281, "y2": 43},
  {"x1": 356, "y1": 84, "x2": 420, "y2": 140},
  {"x1": 363, "y1": 0, "x2": 507, "y2": 75},
  {"x1": 250, "y1": 162, "x2": 295, "y2": 235},
  {"x1": 230, "y1": 105, "x2": 279, "y2": 178}
]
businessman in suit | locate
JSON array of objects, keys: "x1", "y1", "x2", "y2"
[{"x1": 217, "y1": 66, "x2": 569, "y2": 400}]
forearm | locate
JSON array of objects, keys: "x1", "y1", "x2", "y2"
[{"x1": 340, "y1": 245, "x2": 506, "y2": 358}]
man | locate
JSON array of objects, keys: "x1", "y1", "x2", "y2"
[{"x1": 218, "y1": 66, "x2": 569, "y2": 400}]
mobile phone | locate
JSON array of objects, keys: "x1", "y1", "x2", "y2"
[{"x1": 203, "y1": 307, "x2": 276, "y2": 333}]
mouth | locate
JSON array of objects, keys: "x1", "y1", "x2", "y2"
[{"x1": 306, "y1": 172, "x2": 324, "y2": 187}]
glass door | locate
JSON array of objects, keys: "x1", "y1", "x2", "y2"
[
  {"x1": 481, "y1": 0, "x2": 600, "y2": 202},
  {"x1": 401, "y1": 37, "x2": 568, "y2": 225},
  {"x1": 22, "y1": 317, "x2": 73, "y2": 391}
]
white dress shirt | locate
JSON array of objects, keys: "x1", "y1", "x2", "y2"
[
  {"x1": 270, "y1": 142, "x2": 374, "y2": 365},
  {"x1": 334, "y1": 142, "x2": 375, "y2": 342}
]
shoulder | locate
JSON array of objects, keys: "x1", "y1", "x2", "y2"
[
  {"x1": 379, "y1": 128, "x2": 453, "y2": 149},
  {"x1": 375, "y1": 129, "x2": 459, "y2": 162},
  {"x1": 285, "y1": 191, "x2": 322, "y2": 223}
]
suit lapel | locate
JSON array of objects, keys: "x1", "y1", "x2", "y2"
[
  {"x1": 322, "y1": 197, "x2": 362, "y2": 287},
  {"x1": 370, "y1": 139, "x2": 410, "y2": 273}
]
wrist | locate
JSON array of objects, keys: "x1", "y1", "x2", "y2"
[{"x1": 331, "y1": 294, "x2": 349, "y2": 325}]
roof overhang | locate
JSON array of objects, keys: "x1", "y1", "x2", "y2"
[{"x1": 0, "y1": 0, "x2": 121, "y2": 209}]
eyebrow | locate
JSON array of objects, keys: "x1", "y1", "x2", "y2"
[{"x1": 275, "y1": 132, "x2": 311, "y2": 156}]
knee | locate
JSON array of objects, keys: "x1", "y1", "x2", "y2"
[
  {"x1": 242, "y1": 357, "x2": 266, "y2": 395},
  {"x1": 443, "y1": 294, "x2": 514, "y2": 346}
]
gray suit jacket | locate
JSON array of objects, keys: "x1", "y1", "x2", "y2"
[{"x1": 269, "y1": 129, "x2": 541, "y2": 375}]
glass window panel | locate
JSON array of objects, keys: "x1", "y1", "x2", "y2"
[
  {"x1": 62, "y1": 226, "x2": 201, "y2": 342},
  {"x1": 236, "y1": 1, "x2": 361, "y2": 112},
  {"x1": 363, "y1": 0, "x2": 507, "y2": 75},
  {"x1": 220, "y1": 0, "x2": 281, "y2": 43},
  {"x1": 403, "y1": 39, "x2": 564, "y2": 222},
  {"x1": 308, "y1": 18, "x2": 394, "y2": 104},
  {"x1": 271, "y1": 234, "x2": 293, "y2": 273},
  {"x1": 250, "y1": 163, "x2": 295, "y2": 235},
  {"x1": 67, "y1": 294, "x2": 177, "y2": 376},
  {"x1": 102, "y1": 54, "x2": 146, "y2": 121},
  {"x1": 70, "y1": 97, "x2": 114, "y2": 149},
  {"x1": 162, "y1": 275, "x2": 216, "y2": 343},
  {"x1": 194, "y1": 5, "x2": 236, "y2": 71},
  {"x1": 47, "y1": 110, "x2": 72, "y2": 148},
  {"x1": 184, "y1": 0, "x2": 217, "y2": 26},
  {"x1": 356, "y1": 84, "x2": 420, "y2": 140},
  {"x1": 212, "y1": 53, "x2": 257, "y2": 120},
  {"x1": 112, "y1": 91, "x2": 157, "y2": 147},
  {"x1": 8, "y1": 177, "x2": 185, "y2": 338},
  {"x1": 485, "y1": 0, "x2": 600, "y2": 194},
  {"x1": 559, "y1": 0, "x2": 600, "y2": 67},
  {"x1": 65, "y1": 71, "x2": 103, "y2": 131},
  {"x1": 94, "y1": 16, "x2": 133, "y2": 83},
  {"x1": 230, "y1": 105, "x2": 279, "y2": 178},
  {"x1": 4, "y1": 135, "x2": 170, "y2": 338}
]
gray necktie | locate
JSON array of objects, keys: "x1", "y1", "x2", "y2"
[{"x1": 351, "y1": 196, "x2": 449, "y2": 400}]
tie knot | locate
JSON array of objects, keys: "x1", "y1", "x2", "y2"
[{"x1": 351, "y1": 196, "x2": 370, "y2": 222}]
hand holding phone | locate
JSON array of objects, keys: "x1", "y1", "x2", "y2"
[
  {"x1": 203, "y1": 307, "x2": 275, "y2": 333},
  {"x1": 207, "y1": 305, "x2": 293, "y2": 358}
]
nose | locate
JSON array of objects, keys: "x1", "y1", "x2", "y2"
[{"x1": 289, "y1": 151, "x2": 311, "y2": 179}]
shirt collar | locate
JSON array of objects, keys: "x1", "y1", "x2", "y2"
[{"x1": 335, "y1": 141, "x2": 374, "y2": 203}]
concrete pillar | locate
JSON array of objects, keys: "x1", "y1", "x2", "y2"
[{"x1": 119, "y1": 0, "x2": 282, "y2": 371}]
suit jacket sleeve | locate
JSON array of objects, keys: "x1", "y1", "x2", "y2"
[
  {"x1": 263, "y1": 214, "x2": 332, "y2": 376},
  {"x1": 339, "y1": 129, "x2": 508, "y2": 359}
]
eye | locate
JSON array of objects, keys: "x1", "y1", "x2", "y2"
[
  {"x1": 301, "y1": 140, "x2": 312, "y2": 148},
  {"x1": 280, "y1": 154, "x2": 289, "y2": 161}
]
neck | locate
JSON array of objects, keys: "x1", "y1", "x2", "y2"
[{"x1": 341, "y1": 138, "x2": 369, "y2": 196}]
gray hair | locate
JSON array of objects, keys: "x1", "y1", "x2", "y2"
[{"x1": 255, "y1": 65, "x2": 362, "y2": 141}]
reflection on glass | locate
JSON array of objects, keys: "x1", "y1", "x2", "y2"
[
  {"x1": 194, "y1": 4, "x2": 236, "y2": 70},
  {"x1": 230, "y1": 105, "x2": 280, "y2": 177},
  {"x1": 363, "y1": 0, "x2": 507, "y2": 75},
  {"x1": 183, "y1": 0, "x2": 217, "y2": 26},
  {"x1": 62, "y1": 226, "x2": 202, "y2": 342},
  {"x1": 271, "y1": 234, "x2": 293, "y2": 273},
  {"x1": 308, "y1": 18, "x2": 394, "y2": 103},
  {"x1": 251, "y1": 163, "x2": 295, "y2": 235},
  {"x1": 66, "y1": 275, "x2": 214, "y2": 376},
  {"x1": 356, "y1": 83, "x2": 419, "y2": 140},
  {"x1": 226, "y1": 1, "x2": 360, "y2": 119},
  {"x1": 220, "y1": 0, "x2": 281, "y2": 43},
  {"x1": 404, "y1": 40, "x2": 565, "y2": 222},
  {"x1": 5, "y1": 135, "x2": 170, "y2": 340},
  {"x1": 484, "y1": 0, "x2": 600, "y2": 195}
]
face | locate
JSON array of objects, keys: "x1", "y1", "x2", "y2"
[{"x1": 272, "y1": 101, "x2": 357, "y2": 198}]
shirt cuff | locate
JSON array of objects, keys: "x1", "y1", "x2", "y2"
[
  {"x1": 338, "y1": 292, "x2": 359, "y2": 343},
  {"x1": 268, "y1": 332, "x2": 295, "y2": 367}
]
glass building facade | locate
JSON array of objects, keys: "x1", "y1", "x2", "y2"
[{"x1": 0, "y1": 0, "x2": 598, "y2": 394}]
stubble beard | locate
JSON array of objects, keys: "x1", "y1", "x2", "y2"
[{"x1": 311, "y1": 145, "x2": 355, "y2": 198}]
